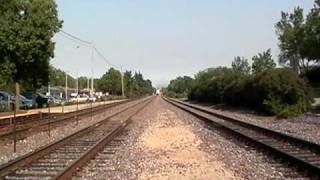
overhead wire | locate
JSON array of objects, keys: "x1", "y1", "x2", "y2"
[{"x1": 58, "y1": 30, "x2": 121, "y2": 70}]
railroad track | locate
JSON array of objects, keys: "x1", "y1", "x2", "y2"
[
  {"x1": 0, "y1": 100, "x2": 130, "y2": 140},
  {"x1": 164, "y1": 97, "x2": 320, "y2": 178},
  {"x1": 73, "y1": 130, "x2": 128, "y2": 179},
  {"x1": 0, "y1": 97, "x2": 153, "y2": 179}
]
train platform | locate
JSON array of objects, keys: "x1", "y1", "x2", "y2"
[{"x1": 0, "y1": 99, "x2": 126, "y2": 120}]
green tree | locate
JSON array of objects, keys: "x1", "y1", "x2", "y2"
[
  {"x1": 49, "y1": 66, "x2": 76, "y2": 88},
  {"x1": 97, "y1": 68, "x2": 122, "y2": 95},
  {"x1": 0, "y1": 0, "x2": 62, "y2": 109},
  {"x1": 252, "y1": 49, "x2": 276, "y2": 74},
  {"x1": 166, "y1": 76, "x2": 193, "y2": 98},
  {"x1": 275, "y1": 7, "x2": 306, "y2": 72},
  {"x1": 0, "y1": 60, "x2": 14, "y2": 92},
  {"x1": 302, "y1": 0, "x2": 320, "y2": 64},
  {"x1": 232, "y1": 56, "x2": 251, "y2": 75},
  {"x1": 78, "y1": 76, "x2": 89, "y2": 89}
]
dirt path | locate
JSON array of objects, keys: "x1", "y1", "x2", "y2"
[{"x1": 136, "y1": 100, "x2": 236, "y2": 179}]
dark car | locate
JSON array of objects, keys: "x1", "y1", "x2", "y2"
[
  {"x1": 22, "y1": 92, "x2": 49, "y2": 108},
  {"x1": 0, "y1": 91, "x2": 14, "y2": 110}
]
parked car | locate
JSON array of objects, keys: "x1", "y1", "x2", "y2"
[
  {"x1": 10, "y1": 94, "x2": 33, "y2": 109},
  {"x1": 0, "y1": 91, "x2": 32, "y2": 110},
  {"x1": 22, "y1": 92, "x2": 49, "y2": 108},
  {"x1": 47, "y1": 95, "x2": 64, "y2": 105},
  {"x1": 70, "y1": 93, "x2": 89, "y2": 103},
  {"x1": 19, "y1": 95, "x2": 33, "y2": 109},
  {"x1": 0, "y1": 91, "x2": 14, "y2": 110},
  {"x1": 88, "y1": 96, "x2": 97, "y2": 102}
]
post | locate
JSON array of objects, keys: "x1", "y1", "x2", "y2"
[
  {"x1": 15, "y1": 82, "x2": 20, "y2": 113},
  {"x1": 90, "y1": 100, "x2": 93, "y2": 121},
  {"x1": 13, "y1": 82, "x2": 20, "y2": 153},
  {"x1": 7, "y1": 95, "x2": 10, "y2": 112},
  {"x1": 91, "y1": 43, "x2": 95, "y2": 98},
  {"x1": 121, "y1": 66, "x2": 124, "y2": 98},
  {"x1": 87, "y1": 77, "x2": 89, "y2": 90},
  {"x1": 76, "y1": 98, "x2": 79, "y2": 125},
  {"x1": 13, "y1": 104, "x2": 17, "y2": 153},
  {"x1": 48, "y1": 102, "x2": 51, "y2": 137},
  {"x1": 48, "y1": 84, "x2": 51, "y2": 96},
  {"x1": 65, "y1": 72, "x2": 68, "y2": 101}
]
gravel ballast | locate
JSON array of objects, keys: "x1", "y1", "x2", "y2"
[
  {"x1": 0, "y1": 99, "x2": 145, "y2": 165},
  {"x1": 76, "y1": 97, "x2": 306, "y2": 179},
  {"x1": 186, "y1": 101, "x2": 320, "y2": 145}
]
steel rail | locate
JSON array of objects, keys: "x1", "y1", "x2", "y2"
[
  {"x1": 0, "y1": 97, "x2": 153, "y2": 179},
  {"x1": 164, "y1": 97, "x2": 320, "y2": 177},
  {"x1": 0, "y1": 100, "x2": 131, "y2": 140}
]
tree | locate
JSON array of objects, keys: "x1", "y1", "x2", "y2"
[
  {"x1": 0, "y1": 60, "x2": 14, "y2": 92},
  {"x1": 49, "y1": 66, "x2": 75, "y2": 88},
  {"x1": 0, "y1": 0, "x2": 62, "y2": 110},
  {"x1": 232, "y1": 56, "x2": 251, "y2": 75},
  {"x1": 252, "y1": 49, "x2": 276, "y2": 74},
  {"x1": 166, "y1": 76, "x2": 193, "y2": 97},
  {"x1": 97, "y1": 68, "x2": 122, "y2": 95},
  {"x1": 275, "y1": 6, "x2": 307, "y2": 72},
  {"x1": 78, "y1": 76, "x2": 89, "y2": 89},
  {"x1": 302, "y1": 1, "x2": 320, "y2": 64}
]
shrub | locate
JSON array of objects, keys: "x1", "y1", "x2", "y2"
[
  {"x1": 188, "y1": 67, "x2": 312, "y2": 117},
  {"x1": 304, "y1": 66, "x2": 320, "y2": 85},
  {"x1": 250, "y1": 68, "x2": 311, "y2": 117},
  {"x1": 188, "y1": 67, "x2": 236, "y2": 103}
]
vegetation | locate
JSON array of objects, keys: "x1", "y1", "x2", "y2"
[
  {"x1": 252, "y1": 49, "x2": 276, "y2": 74},
  {"x1": 186, "y1": 48, "x2": 312, "y2": 117},
  {"x1": 275, "y1": 1, "x2": 320, "y2": 72},
  {"x1": 97, "y1": 68, "x2": 154, "y2": 98},
  {"x1": 163, "y1": 76, "x2": 193, "y2": 98},
  {"x1": 49, "y1": 66, "x2": 76, "y2": 89},
  {"x1": 0, "y1": 0, "x2": 62, "y2": 90}
]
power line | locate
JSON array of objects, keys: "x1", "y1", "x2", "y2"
[
  {"x1": 57, "y1": 32, "x2": 91, "y2": 48},
  {"x1": 57, "y1": 30, "x2": 122, "y2": 69},
  {"x1": 94, "y1": 47, "x2": 120, "y2": 69},
  {"x1": 59, "y1": 30, "x2": 92, "y2": 45}
]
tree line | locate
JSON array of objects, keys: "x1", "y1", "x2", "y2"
[
  {"x1": 96, "y1": 68, "x2": 154, "y2": 98},
  {"x1": 165, "y1": 1, "x2": 320, "y2": 117}
]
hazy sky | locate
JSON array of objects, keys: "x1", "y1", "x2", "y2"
[{"x1": 52, "y1": 0, "x2": 314, "y2": 87}]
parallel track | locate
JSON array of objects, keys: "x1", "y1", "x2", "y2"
[
  {"x1": 0, "y1": 97, "x2": 153, "y2": 179},
  {"x1": 164, "y1": 97, "x2": 320, "y2": 178},
  {"x1": 0, "y1": 100, "x2": 130, "y2": 140}
]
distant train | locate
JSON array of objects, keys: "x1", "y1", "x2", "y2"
[{"x1": 156, "y1": 89, "x2": 161, "y2": 95}]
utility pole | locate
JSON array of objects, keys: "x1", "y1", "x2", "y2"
[
  {"x1": 76, "y1": 70, "x2": 79, "y2": 94},
  {"x1": 48, "y1": 84, "x2": 51, "y2": 96},
  {"x1": 121, "y1": 66, "x2": 124, "y2": 98},
  {"x1": 87, "y1": 77, "x2": 89, "y2": 90},
  {"x1": 65, "y1": 72, "x2": 68, "y2": 101},
  {"x1": 91, "y1": 43, "x2": 94, "y2": 97}
]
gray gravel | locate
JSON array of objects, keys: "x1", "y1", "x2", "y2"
[
  {"x1": 189, "y1": 102, "x2": 320, "y2": 145},
  {"x1": 75, "y1": 97, "x2": 310, "y2": 179}
]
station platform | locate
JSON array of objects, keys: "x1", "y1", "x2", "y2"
[{"x1": 0, "y1": 99, "x2": 125, "y2": 120}]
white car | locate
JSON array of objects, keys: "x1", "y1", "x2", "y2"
[
  {"x1": 70, "y1": 94, "x2": 89, "y2": 103},
  {"x1": 88, "y1": 96, "x2": 96, "y2": 102}
]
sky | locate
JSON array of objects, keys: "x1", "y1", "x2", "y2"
[{"x1": 52, "y1": 0, "x2": 314, "y2": 88}]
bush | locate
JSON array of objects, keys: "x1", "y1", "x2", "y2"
[
  {"x1": 251, "y1": 69, "x2": 311, "y2": 116},
  {"x1": 188, "y1": 67, "x2": 236, "y2": 103},
  {"x1": 304, "y1": 66, "x2": 320, "y2": 85},
  {"x1": 188, "y1": 68, "x2": 312, "y2": 117}
]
